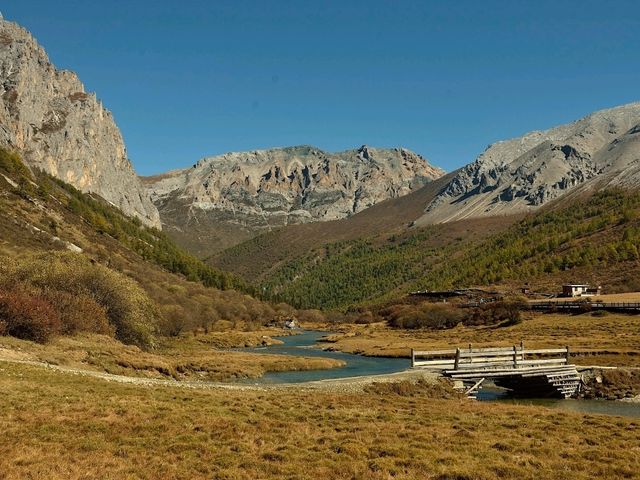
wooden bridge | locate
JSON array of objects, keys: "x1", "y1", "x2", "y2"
[{"x1": 411, "y1": 344, "x2": 581, "y2": 399}]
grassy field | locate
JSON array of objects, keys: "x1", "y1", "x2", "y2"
[
  {"x1": 0, "y1": 361, "x2": 638, "y2": 480},
  {"x1": 318, "y1": 312, "x2": 640, "y2": 367},
  {"x1": 0, "y1": 330, "x2": 343, "y2": 382}
]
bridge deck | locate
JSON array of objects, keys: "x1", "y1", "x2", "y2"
[{"x1": 411, "y1": 345, "x2": 580, "y2": 398}]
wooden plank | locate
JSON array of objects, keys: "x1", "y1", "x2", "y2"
[
  {"x1": 412, "y1": 349, "x2": 457, "y2": 356},
  {"x1": 457, "y1": 357, "x2": 518, "y2": 365},
  {"x1": 522, "y1": 348, "x2": 568, "y2": 355},
  {"x1": 464, "y1": 378, "x2": 485, "y2": 395},
  {"x1": 458, "y1": 350, "x2": 520, "y2": 358},
  {"x1": 516, "y1": 359, "x2": 567, "y2": 366},
  {"x1": 445, "y1": 365, "x2": 578, "y2": 378},
  {"x1": 461, "y1": 346, "x2": 519, "y2": 353},
  {"x1": 454, "y1": 361, "x2": 521, "y2": 369},
  {"x1": 413, "y1": 360, "x2": 456, "y2": 367}
]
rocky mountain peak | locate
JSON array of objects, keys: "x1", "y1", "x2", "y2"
[
  {"x1": 0, "y1": 18, "x2": 160, "y2": 228},
  {"x1": 143, "y1": 145, "x2": 444, "y2": 253},
  {"x1": 416, "y1": 102, "x2": 640, "y2": 225}
]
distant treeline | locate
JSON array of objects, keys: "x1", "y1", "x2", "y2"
[{"x1": 259, "y1": 189, "x2": 640, "y2": 310}]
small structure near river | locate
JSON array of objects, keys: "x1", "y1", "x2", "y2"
[{"x1": 562, "y1": 284, "x2": 601, "y2": 298}]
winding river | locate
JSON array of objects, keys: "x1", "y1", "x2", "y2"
[
  {"x1": 241, "y1": 330, "x2": 640, "y2": 418},
  {"x1": 241, "y1": 330, "x2": 409, "y2": 383}
]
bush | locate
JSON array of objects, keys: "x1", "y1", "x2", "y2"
[
  {"x1": 42, "y1": 290, "x2": 114, "y2": 336},
  {"x1": 382, "y1": 300, "x2": 524, "y2": 330},
  {"x1": 0, "y1": 289, "x2": 61, "y2": 343},
  {"x1": 0, "y1": 147, "x2": 32, "y2": 180},
  {"x1": 467, "y1": 301, "x2": 523, "y2": 327},
  {"x1": 385, "y1": 303, "x2": 465, "y2": 330},
  {"x1": 0, "y1": 252, "x2": 157, "y2": 348}
]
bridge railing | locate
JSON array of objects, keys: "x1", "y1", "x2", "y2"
[
  {"x1": 530, "y1": 301, "x2": 640, "y2": 311},
  {"x1": 411, "y1": 345, "x2": 570, "y2": 370}
]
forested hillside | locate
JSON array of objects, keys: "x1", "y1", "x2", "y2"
[
  {"x1": 258, "y1": 189, "x2": 640, "y2": 310},
  {"x1": 0, "y1": 149, "x2": 289, "y2": 345}
]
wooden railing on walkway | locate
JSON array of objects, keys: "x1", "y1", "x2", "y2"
[
  {"x1": 530, "y1": 301, "x2": 640, "y2": 312},
  {"x1": 411, "y1": 344, "x2": 570, "y2": 371}
]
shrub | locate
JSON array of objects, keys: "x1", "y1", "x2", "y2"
[
  {"x1": 0, "y1": 289, "x2": 61, "y2": 343},
  {"x1": 0, "y1": 252, "x2": 157, "y2": 348},
  {"x1": 0, "y1": 147, "x2": 32, "y2": 180},
  {"x1": 468, "y1": 301, "x2": 523, "y2": 327},
  {"x1": 42, "y1": 290, "x2": 114, "y2": 336},
  {"x1": 385, "y1": 303, "x2": 465, "y2": 330}
]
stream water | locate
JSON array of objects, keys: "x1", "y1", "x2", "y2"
[
  {"x1": 241, "y1": 330, "x2": 640, "y2": 418},
  {"x1": 239, "y1": 330, "x2": 409, "y2": 383}
]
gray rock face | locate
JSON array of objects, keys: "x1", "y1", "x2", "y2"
[
  {"x1": 0, "y1": 19, "x2": 160, "y2": 228},
  {"x1": 147, "y1": 145, "x2": 443, "y2": 221},
  {"x1": 417, "y1": 102, "x2": 640, "y2": 225},
  {"x1": 144, "y1": 145, "x2": 444, "y2": 253}
]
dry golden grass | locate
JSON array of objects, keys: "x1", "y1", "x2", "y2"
[
  {"x1": 0, "y1": 361, "x2": 638, "y2": 480},
  {"x1": 0, "y1": 330, "x2": 343, "y2": 382},
  {"x1": 316, "y1": 312, "x2": 640, "y2": 367}
]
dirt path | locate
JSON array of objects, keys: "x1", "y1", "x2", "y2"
[{"x1": 0, "y1": 356, "x2": 439, "y2": 393}]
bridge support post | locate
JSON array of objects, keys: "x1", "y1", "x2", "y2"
[
  {"x1": 411, "y1": 348, "x2": 415, "y2": 368},
  {"x1": 565, "y1": 345, "x2": 570, "y2": 363},
  {"x1": 454, "y1": 348, "x2": 461, "y2": 370}
]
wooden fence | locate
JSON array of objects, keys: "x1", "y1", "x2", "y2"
[{"x1": 530, "y1": 302, "x2": 640, "y2": 312}]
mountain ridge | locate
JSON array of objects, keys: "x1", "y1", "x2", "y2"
[
  {"x1": 0, "y1": 18, "x2": 160, "y2": 228},
  {"x1": 143, "y1": 144, "x2": 445, "y2": 255},
  {"x1": 417, "y1": 102, "x2": 640, "y2": 225}
]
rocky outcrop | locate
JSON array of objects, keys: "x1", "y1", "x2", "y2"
[
  {"x1": 0, "y1": 19, "x2": 160, "y2": 228},
  {"x1": 144, "y1": 145, "x2": 444, "y2": 254},
  {"x1": 416, "y1": 102, "x2": 640, "y2": 225}
]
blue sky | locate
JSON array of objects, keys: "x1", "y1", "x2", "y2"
[{"x1": 3, "y1": 1, "x2": 640, "y2": 175}]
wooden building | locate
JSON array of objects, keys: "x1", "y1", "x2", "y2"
[{"x1": 562, "y1": 284, "x2": 601, "y2": 297}]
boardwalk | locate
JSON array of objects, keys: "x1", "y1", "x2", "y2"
[
  {"x1": 530, "y1": 301, "x2": 640, "y2": 313},
  {"x1": 411, "y1": 345, "x2": 581, "y2": 398}
]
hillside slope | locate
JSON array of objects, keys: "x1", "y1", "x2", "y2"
[
  {"x1": 254, "y1": 188, "x2": 640, "y2": 310},
  {"x1": 0, "y1": 148, "x2": 284, "y2": 339},
  {"x1": 209, "y1": 172, "x2": 493, "y2": 280},
  {"x1": 144, "y1": 145, "x2": 444, "y2": 255},
  {"x1": 0, "y1": 18, "x2": 159, "y2": 227}
]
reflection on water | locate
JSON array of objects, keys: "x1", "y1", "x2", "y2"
[
  {"x1": 478, "y1": 385, "x2": 640, "y2": 418},
  {"x1": 237, "y1": 330, "x2": 409, "y2": 384}
]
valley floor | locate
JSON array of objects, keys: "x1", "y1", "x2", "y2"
[
  {"x1": 0, "y1": 329, "x2": 344, "y2": 383},
  {"x1": 1, "y1": 360, "x2": 639, "y2": 480},
  {"x1": 318, "y1": 312, "x2": 640, "y2": 367}
]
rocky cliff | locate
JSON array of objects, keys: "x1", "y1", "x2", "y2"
[
  {"x1": 0, "y1": 19, "x2": 160, "y2": 228},
  {"x1": 143, "y1": 145, "x2": 444, "y2": 254},
  {"x1": 416, "y1": 102, "x2": 640, "y2": 225}
]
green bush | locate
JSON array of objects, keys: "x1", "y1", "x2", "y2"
[{"x1": 0, "y1": 147, "x2": 32, "y2": 180}]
